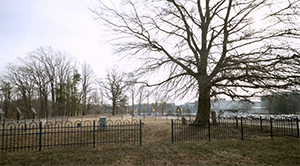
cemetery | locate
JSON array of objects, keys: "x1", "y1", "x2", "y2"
[
  {"x1": 0, "y1": 115, "x2": 299, "y2": 165},
  {"x1": 0, "y1": 111, "x2": 299, "y2": 154}
]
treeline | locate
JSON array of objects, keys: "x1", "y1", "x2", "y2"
[
  {"x1": 262, "y1": 91, "x2": 300, "y2": 114},
  {"x1": 0, "y1": 47, "x2": 172, "y2": 119},
  {"x1": 0, "y1": 46, "x2": 101, "y2": 119}
]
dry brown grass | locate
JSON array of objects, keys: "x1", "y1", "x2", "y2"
[{"x1": 1, "y1": 117, "x2": 299, "y2": 166}]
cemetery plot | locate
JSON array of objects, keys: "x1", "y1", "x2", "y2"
[
  {"x1": 172, "y1": 117, "x2": 299, "y2": 143},
  {"x1": 0, "y1": 119, "x2": 142, "y2": 152}
]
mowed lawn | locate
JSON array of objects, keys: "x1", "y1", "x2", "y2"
[{"x1": 1, "y1": 119, "x2": 299, "y2": 165}]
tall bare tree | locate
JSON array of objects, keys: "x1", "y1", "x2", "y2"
[
  {"x1": 100, "y1": 68, "x2": 128, "y2": 115},
  {"x1": 0, "y1": 80, "x2": 13, "y2": 118},
  {"x1": 136, "y1": 85, "x2": 147, "y2": 115},
  {"x1": 24, "y1": 47, "x2": 58, "y2": 117},
  {"x1": 20, "y1": 47, "x2": 78, "y2": 117},
  {"x1": 23, "y1": 54, "x2": 51, "y2": 118},
  {"x1": 4, "y1": 64, "x2": 35, "y2": 118},
  {"x1": 81, "y1": 62, "x2": 96, "y2": 115},
  {"x1": 92, "y1": 0, "x2": 300, "y2": 123},
  {"x1": 126, "y1": 73, "x2": 138, "y2": 116},
  {"x1": 55, "y1": 51, "x2": 77, "y2": 116}
]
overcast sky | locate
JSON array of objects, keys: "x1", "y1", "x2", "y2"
[
  {"x1": 0, "y1": 0, "x2": 124, "y2": 78},
  {"x1": 0, "y1": 0, "x2": 267, "y2": 104}
]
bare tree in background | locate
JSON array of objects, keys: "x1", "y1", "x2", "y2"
[
  {"x1": 81, "y1": 62, "x2": 96, "y2": 115},
  {"x1": 0, "y1": 46, "x2": 99, "y2": 119},
  {"x1": 55, "y1": 51, "x2": 77, "y2": 116},
  {"x1": 137, "y1": 85, "x2": 147, "y2": 115},
  {"x1": 92, "y1": 0, "x2": 300, "y2": 123},
  {"x1": 0, "y1": 80, "x2": 13, "y2": 118},
  {"x1": 23, "y1": 54, "x2": 51, "y2": 118},
  {"x1": 19, "y1": 47, "x2": 78, "y2": 117},
  {"x1": 126, "y1": 73, "x2": 138, "y2": 116},
  {"x1": 100, "y1": 68, "x2": 128, "y2": 115},
  {"x1": 4, "y1": 64, "x2": 34, "y2": 118},
  {"x1": 24, "y1": 47, "x2": 57, "y2": 117}
]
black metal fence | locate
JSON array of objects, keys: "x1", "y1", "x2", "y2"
[
  {"x1": 0, "y1": 119, "x2": 142, "y2": 152},
  {"x1": 171, "y1": 117, "x2": 299, "y2": 143}
]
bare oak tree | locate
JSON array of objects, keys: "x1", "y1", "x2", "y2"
[
  {"x1": 92, "y1": 0, "x2": 300, "y2": 123},
  {"x1": 100, "y1": 68, "x2": 128, "y2": 115}
]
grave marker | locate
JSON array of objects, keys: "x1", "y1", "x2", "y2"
[
  {"x1": 31, "y1": 108, "x2": 37, "y2": 114},
  {"x1": 16, "y1": 107, "x2": 22, "y2": 114},
  {"x1": 98, "y1": 116, "x2": 107, "y2": 131}
]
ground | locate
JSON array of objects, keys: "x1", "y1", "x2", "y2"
[{"x1": 0, "y1": 116, "x2": 299, "y2": 165}]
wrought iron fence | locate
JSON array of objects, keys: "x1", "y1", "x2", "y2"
[
  {"x1": 0, "y1": 119, "x2": 142, "y2": 152},
  {"x1": 171, "y1": 117, "x2": 299, "y2": 143}
]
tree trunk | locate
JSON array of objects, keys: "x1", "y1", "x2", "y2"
[
  {"x1": 44, "y1": 91, "x2": 48, "y2": 118},
  {"x1": 112, "y1": 100, "x2": 116, "y2": 115},
  {"x1": 131, "y1": 96, "x2": 134, "y2": 117},
  {"x1": 28, "y1": 91, "x2": 32, "y2": 119},
  {"x1": 51, "y1": 82, "x2": 55, "y2": 117},
  {"x1": 195, "y1": 81, "x2": 211, "y2": 124}
]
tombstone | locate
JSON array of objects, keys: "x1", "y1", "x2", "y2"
[
  {"x1": 181, "y1": 116, "x2": 187, "y2": 125},
  {"x1": 16, "y1": 107, "x2": 22, "y2": 121},
  {"x1": 98, "y1": 116, "x2": 107, "y2": 131},
  {"x1": 0, "y1": 108, "x2": 4, "y2": 120},
  {"x1": 0, "y1": 109, "x2": 4, "y2": 114},
  {"x1": 211, "y1": 111, "x2": 217, "y2": 125},
  {"x1": 16, "y1": 107, "x2": 22, "y2": 114},
  {"x1": 31, "y1": 108, "x2": 37, "y2": 119}
]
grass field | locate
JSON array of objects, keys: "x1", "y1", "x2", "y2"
[{"x1": 1, "y1": 119, "x2": 299, "y2": 165}]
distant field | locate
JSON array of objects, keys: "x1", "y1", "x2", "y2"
[{"x1": 1, "y1": 117, "x2": 299, "y2": 165}]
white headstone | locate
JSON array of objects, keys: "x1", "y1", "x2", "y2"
[
  {"x1": 16, "y1": 107, "x2": 22, "y2": 114},
  {"x1": 31, "y1": 108, "x2": 37, "y2": 114}
]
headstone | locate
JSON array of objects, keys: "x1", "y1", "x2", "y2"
[
  {"x1": 98, "y1": 116, "x2": 107, "y2": 131},
  {"x1": 0, "y1": 108, "x2": 4, "y2": 121},
  {"x1": 31, "y1": 108, "x2": 37, "y2": 120},
  {"x1": 16, "y1": 107, "x2": 22, "y2": 114},
  {"x1": 211, "y1": 111, "x2": 217, "y2": 125},
  {"x1": 182, "y1": 116, "x2": 187, "y2": 125},
  {"x1": 31, "y1": 108, "x2": 37, "y2": 114},
  {"x1": 0, "y1": 108, "x2": 4, "y2": 114},
  {"x1": 16, "y1": 107, "x2": 21, "y2": 122}
]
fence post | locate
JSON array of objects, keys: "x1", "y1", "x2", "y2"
[
  {"x1": 140, "y1": 119, "x2": 142, "y2": 145},
  {"x1": 296, "y1": 117, "x2": 299, "y2": 137},
  {"x1": 25, "y1": 119, "x2": 27, "y2": 132},
  {"x1": 39, "y1": 121, "x2": 42, "y2": 151},
  {"x1": 93, "y1": 120, "x2": 95, "y2": 148},
  {"x1": 171, "y1": 119, "x2": 174, "y2": 143},
  {"x1": 208, "y1": 119, "x2": 211, "y2": 142},
  {"x1": 270, "y1": 118, "x2": 273, "y2": 138},
  {"x1": 241, "y1": 118, "x2": 244, "y2": 140},
  {"x1": 291, "y1": 118, "x2": 293, "y2": 135},
  {"x1": 2, "y1": 119, "x2": 5, "y2": 152}
]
